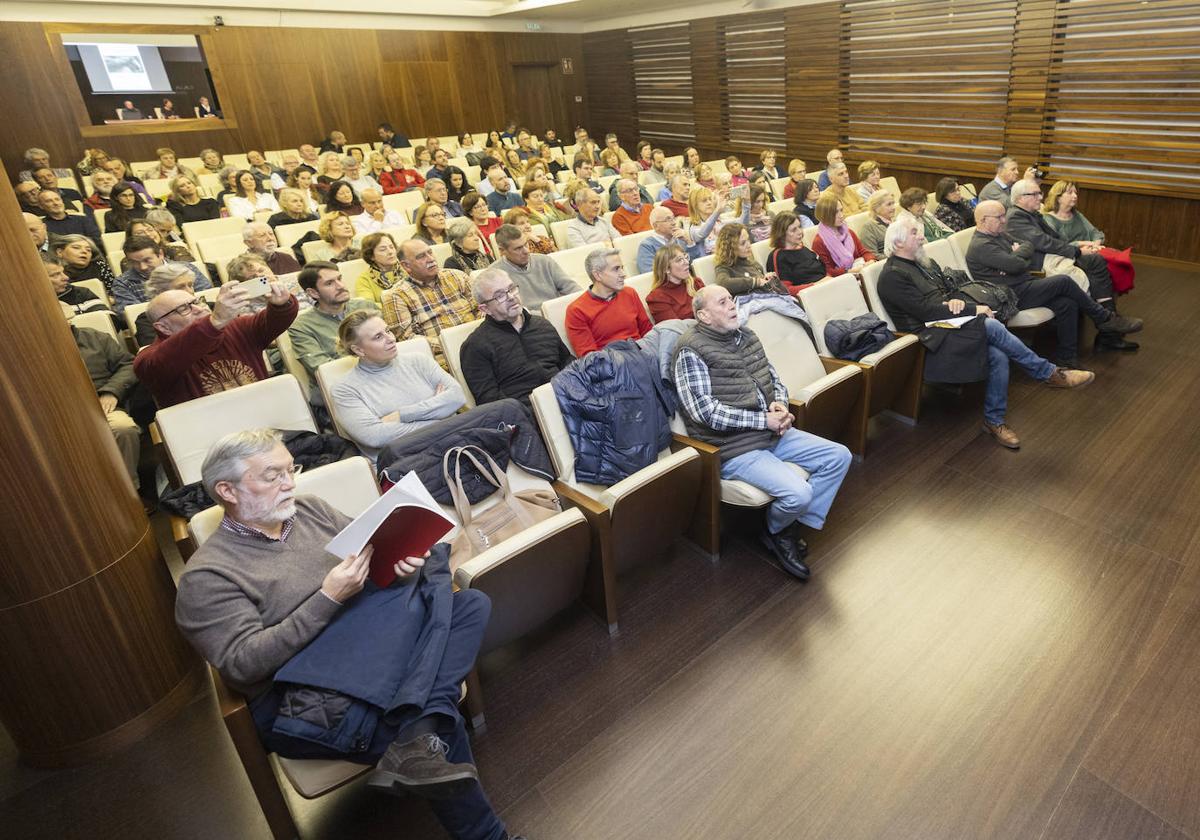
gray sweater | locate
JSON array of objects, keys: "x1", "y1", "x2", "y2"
[
  {"x1": 494, "y1": 255, "x2": 581, "y2": 313},
  {"x1": 175, "y1": 497, "x2": 349, "y2": 699},
  {"x1": 329, "y1": 354, "x2": 464, "y2": 461}
]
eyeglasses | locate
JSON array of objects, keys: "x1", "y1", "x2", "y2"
[
  {"x1": 154, "y1": 297, "x2": 208, "y2": 321},
  {"x1": 256, "y1": 463, "x2": 303, "y2": 485},
  {"x1": 486, "y1": 285, "x2": 520, "y2": 304}
]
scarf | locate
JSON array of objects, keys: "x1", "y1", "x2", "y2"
[{"x1": 817, "y1": 222, "x2": 856, "y2": 270}]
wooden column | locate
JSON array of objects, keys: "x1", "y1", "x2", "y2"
[
  {"x1": 0, "y1": 166, "x2": 202, "y2": 768},
  {"x1": 1003, "y1": 0, "x2": 1058, "y2": 167}
]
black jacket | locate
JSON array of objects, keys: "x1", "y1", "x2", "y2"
[
  {"x1": 459, "y1": 312, "x2": 573, "y2": 407},
  {"x1": 965, "y1": 230, "x2": 1038, "y2": 290},
  {"x1": 878, "y1": 256, "x2": 981, "y2": 333},
  {"x1": 1004, "y1": 206, "x2": 1079, "y2": 269}
]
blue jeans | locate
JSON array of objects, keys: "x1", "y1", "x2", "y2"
[
  {"x1": 983, "y1": 316, "x2": 1056, "y2": 425},
  {"x1": 721, "y1": 428, "x2": 852, "y2": 534}
]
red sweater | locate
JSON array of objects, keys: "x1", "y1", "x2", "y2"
[
  {"x1": 661, "y1": 198, "x2": 690, "y2": 218},
  {"x1": 133, "y1": 298, "x2": 298, "y2": 407},
  {"x1": 565, "y1": 288, "x2": 652, "y2": 356},
  {"x1": 811, "y1": 229, "x2": 876, "y2": 276},
  {"x1": 612, "y1": 204, "x2": 653, "y2": 236},
  {"x1": 783, "y1": 180, "x2": 797, "y2": 199},
  {"x1": 378, "y1": 168, "x2": 425, "y2": 195},
  {"x1": 644, "y1": 278, "x2": 704, "y2": 323}
]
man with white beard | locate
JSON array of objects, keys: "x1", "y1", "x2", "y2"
[
  {"x1": 242, "y1": 221, "x2": 301, "y2": 275},
  {"x1": 876, "y1": 214, "x2": 1093, "y2": 450}
]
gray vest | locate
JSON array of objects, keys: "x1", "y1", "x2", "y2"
[{"x1": 672, "y1": 324, "x2": 778, "y2": 461}]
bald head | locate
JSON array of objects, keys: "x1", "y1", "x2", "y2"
[
  {"x1": 24, "y1": 212, "x2": 46, "y2": 247},
  {"x1": 973, "y1": 199, "x2": 1005, "y2": 225}
]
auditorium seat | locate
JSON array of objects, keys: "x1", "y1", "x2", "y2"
[
  {"x1": 70, "y1": 278, "x2": 108, "y2": 303},
  {"x1": 316, "y1": 337, "x2": 434, "y2": 439},
  {"x1": 751, "y1": 238, "x2": 773, "y2": 269},
  {"x1": 547, "y1": 242, "x2": 604, "y2": 282},
  {"x1": 799, "y1": 274, "x2": 923, "y2": 433},
  {"x1": 69, "y1": 310, "x2": 118, "y2": 340},
  {"x1": 273, "y1": 219, "x2": 321, "y2": 251},
  {"x1": 381, "y1": 191, "x2": 424, "y2": 221},
  {"x1": 879, "y1": 176, "x2": 901, "y2": 201},
  {"x1": 182, "y1": 216, "x2": 245, "y2": 247},
  {"x1": 438, "y1": 320, "x2": 483, "y2": 408},
  {"x1": 539, "y1": 290, "x2": 582, "y2": 351},
  {"x1": 549, "y1": 219, "x2": 572, "y2": 250},
  {"x1": 844, "y1": 211, "x2": 871, "y2": 239},
  {"x1": 691, "y1": 254, "x2": 716, "y2": 285},
  {"x1": 942, "y1": 230, "x2": 1054, "y2": 329}
]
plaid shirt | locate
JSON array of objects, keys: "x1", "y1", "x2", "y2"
[
  {"x1": 379, "y1": 269, "x2": 478, "y2": 367},
  {"x1": 219, "y1": 515, "x2": 295, "y2": 542},
  {"x1": 673, "y1": 330, "x2": 787, "y2": 432}
]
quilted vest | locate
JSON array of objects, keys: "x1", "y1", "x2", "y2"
[{"x1": 672, "y1": 324, "x2": 778, "y2": 461}]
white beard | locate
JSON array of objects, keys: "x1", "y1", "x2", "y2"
[
  {"x1": 237, "y1": 491, "x2": 295, "y2": 526},
  {"x1": 914, "y1": 244, "x2": 932, "y2": 268}
]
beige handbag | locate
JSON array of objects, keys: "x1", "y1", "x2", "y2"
[{"x1": 444, "y1": 445, "x2": 560, "y2": 569}]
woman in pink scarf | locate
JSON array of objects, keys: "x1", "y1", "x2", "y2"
[{"x1": 811, "y1": 193, "x2": 876, "y2": 277}]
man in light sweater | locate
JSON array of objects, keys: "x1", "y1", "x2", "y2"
[
  {"x1": 175, "y1": 429, "x2": 524, "y2": 840},
  {"x1": 492, "y1": 223, "x2": 581, "y2": 312},
  {"x1": 566, "y1": 187, "x2": 620, "y2": 248}
]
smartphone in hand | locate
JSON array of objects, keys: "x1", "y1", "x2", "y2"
[{"x1": 238, "y1": 276, "x2": 272, "y2": 298}]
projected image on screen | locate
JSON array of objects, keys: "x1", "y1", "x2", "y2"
[{"x1": 99, "y1": 45, "x2": 151, "y2": 90}]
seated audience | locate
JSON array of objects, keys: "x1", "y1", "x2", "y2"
[
  {"x1": 16, "y1": 180, "x2": 43, "y2": 215},
  {"x1": 380, "y1": 240, "x2": 477, "y2": 367},
  {"x1": 683, "y1": 146, "x2": 702, "y2": 176},
  {"x1": 607, "y1": 161, "x2": 653, "y2": 211},
  {"x1": 978, "y1": 155, "x2": 1036, "y2": 208},
  {"x1": 377, "y1": 121, "x2": 410, "y2": 148},
  {"x1": 493, "y1": 224, "x2": 580, "y2": 312},
  {"x1": 132, "y1": 263, "x2": 199, "y2": 346},
  {"x1": 502, "y1": 207, "x2": 557, "y2": 254},
  {"x1": 899, "y1": 187, "x2": 952, "y2": 243},
  {"x1": 25, "y1": 212, "x2": 48, "y2": 252},
  {"x1": 484, "y1": 168, "x2": 524, "y2": 216},
  {"x1": 638, "y1": 207, "x2": 691, "y2": 273},
  {"x1": 782, "y1": 159, "x2": 808, "y2": 199},
  {"x1": 599, "y1": 148, "x2": 621, "y2": 177},
  {"x1": 966, "y1": 200, "x2": 1141, "y2": 366},
  {"x1": 53, "y1": 234, "x2": 116, "y2": 290},
  {"x1": 741, "y1": 184, "x2": 773, "y2": 242},
  {"x1": 85, "y1": 169, "x2": 119, "y2": 210},
  {"x1": 223, "y1": 172, "x2": 281, "y2": 222},
  {"x1": 342, "y1": 155, "x2": 382, "y2": 199},
  {"x1": 332, "y1": 306, "x2": 466, "y2": 461},
  {"x1": 269, "y1": 152, "x2": 303, "y2": 191},
  {"x1": 684, "y1": 186, "x2": 748, "y2": 259},
  {"x1": 378, "y1": 151, "x2": 425, "y2": 194},
  {"x1": 103, "y1": 157, "x2": 152, "y2": 190},
  {"x1": 522, "y1": 182, "x2": 570, "y2": 234},
  {"x1": 103, "y1": 182, "x2": 150, "y2": 233},
  {"x1": 424, "y1": 178, "x2": 464, "y2": 218},
  {"x1": 565, "y1": 248, "x2": 651, "y2": 356},
  {"x1": 112, "y1": 234, "x2": 210, "y2": 317},
  {"x1": 316, "y1": 153, "x2": 346, "y2": 193},
  {"x1": 309, "y1": 212, "x2": 361, "y2": 263},
  {"x1": 324, "y1": 180, "x2": 363, "y2": 217},
  {"x1": 503, "y1": 148, "x2": 527, "y2": 180},
  {"x1": 425, "y1": 149, "x2": 466, "y2": 188},
  {"x1": 413, "y1": 202, "x2": 449, "y2": 245},
  {"x1": 413, "y1": 146, "x2": 433, "y2": 170},
  {"x1": 858, "y1": 189, "x2": 898, "y2": 256},
  {"x1": 726, "y1": 156, "x2": 749, "y2": 187},
  {"x1": 566, "y1": 187, "x2": 620, "y2": 247},
  {"x1": 811, "y1": 194, "x2": 876, "y2": 278},
  {"x1": 175, "y1": 429, "x2": 516, "y2": 839},
  {"x1": 352, "y1": 189, "x2": 405, "y2": 235},
  {"x1": 287, "y1": 261, "x2": 375, "y2": 404},
  {"x1": 855, "y1": 161, "x2": 882, "y2": 202},
  {"x1": 460, "y1": 268, "x2": 573, "y2": 407},
  {"x1": 77, "y1": 148, "x2": 110, "y2": 177},
  {"x1": 820, "y1": 162, "x2": 865, "y2": 216},
  {"x1": 759, "y1": 150, "x2": 785, "y2": 180},
  {"x1": 67, "y1": 309, "x2": 141, "y2": 492},
  {"x1": 214, "y1": 166, "x2": 241, "y2": 208},
  {"x1": 462, "y1": 193, "x2": 501, "y2": 251},
  {"x1": 634, "y1": 140, "x2": 654, "y2": 171},
  {"x1": 611, "y1": 179, "x2": 653, "y2": 235},
  {"x1": 766, "y1": 212, "x2": 829, "y2": 294},
  {"x1": 694, "y1": 163, "x2": 717, "y2": 190},
  {"x1": 662, "y1": 175, "x2": 693, "y2": 217},
  {"x1": 134, "y1": 275, "x2": 297, "y2": 407},
  {"x1": 879, "y1": 215, "x2": 1094, "y2": 450},
  {"x1": 672, "y1": 285, "x2": 852, "y2": 577},
  {"x1": 934, "y1": 177, "x2": 974, "y2": 232},
  {"x1": 714, "y1": 224, "x2": 791, "y2": 298},
  {"x1": 355, "y1": 232, "x2": 407, "y2": 306},
  {"x1": 166, "y1": 175, "x2": 221, "y2": 226},
  {"x1": 286, "y1": 169, "x2": 324, "y2": 214},
  {"x1": 1042, "y1": 179, "x2": 1135, "y2": 295},
  {"x1": 38, "y1": 189, "x2": 102, "y2": 250},
  {"x1": 30, "y1": 166, "x2": 84, "y2": 207},
  {"x1": 44, "y1": 252, "x2": 109, "y2": 316},
  {"x1": 18, "y1": 147, "x2": 74, "y2": 182},
  {"x1": 246, "y1": 150, "x2": 282, "y2": 188},
  {"x1": 816, "y1": 148, "x2": 844, "y2": 190},
  {"x1": 243, "y1": 222, "x2": 301, "y2": 275},
  {"x1": 128, "y1": 217, "x2": 192, "y2": 264},
  {"x1": 143, "y1": 147, "x2": 196, "y2": 181},
  {"x1": 646, "y1": 244, "x2": 704, "y2": 323},
  {"x1": 268, "y1": 189, "x2": 320, "y2": 229},
  {"x1": 571, "y1": 157, "x2": 604, "y2": 195},
  {"x1": 791, "y1": 178, "x2": 821, "y2": 227},
  {"x1": 443, "y1": 217, "x2": 494, "y2": 274},
  {"x1": 199, "y1": 149, "x2": 225, "y2": 174},
  {"x1": 319, "y1": 130, "x2": 348, "y2": 155}
]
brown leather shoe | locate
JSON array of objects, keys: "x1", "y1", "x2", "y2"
[
  {"x1": 366, "y1": 733, "x2": 479, "y2": 800},
  {"x1": 1045, "y1": 367, "x2": 1095, "y2": 389},
  {"x1": 983, "y1": 422, "x2": 1020, "y2": 449}
]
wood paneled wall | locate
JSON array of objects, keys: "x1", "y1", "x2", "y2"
[{"x1": 0, "y1": 21, "x2": 586, "y2": 178}]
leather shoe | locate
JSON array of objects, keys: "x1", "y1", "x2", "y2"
[
  {"x1": 1045, "y1": 367, "x2": 1095, "y2": 389},
  {"x1": 1094, "y1": 334, "x2": 1139, "y2": 352},
  {"x1": 983, "y1": 422, "x2": 1020, "y2": 449},
  {"x1": 367, "y1": 733, "x2": 478, "y2": 800},
  {"x1": 1097, "y1": 314, "x2": 1143, "y2": 335},
  {"x1": 760, "y1": 527, "x2": 811, "y2": 580},
  {"x1": 785, "y1": 522, "x2": 809, "y2": 557}
]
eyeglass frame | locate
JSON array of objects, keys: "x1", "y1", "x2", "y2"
[{"x1": 154, "y1": 296, "x2": 209, "y2": 322}]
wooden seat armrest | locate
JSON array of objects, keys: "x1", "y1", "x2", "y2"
[
  {"x1": 820, "y1": 356, "x2": 860, "y2": 374},
  {"x1": 552, "y1": 481, "x2": 610, "y2": 517},
  {"x1": 210, "y1": 666, "x2": 248, "y2": 718}
]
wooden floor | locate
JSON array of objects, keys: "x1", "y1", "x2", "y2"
[{"x1": 3, "y1": 261, "x2": 1199, "y2": 840}]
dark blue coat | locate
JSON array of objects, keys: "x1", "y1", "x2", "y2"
[{"x1": 553, "y1": 339, "x2": 675, "y2": 485}]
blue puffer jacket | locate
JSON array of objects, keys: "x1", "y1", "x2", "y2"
[{"x1": 552, "y1": 339, "x2": 675, "y2": 485}]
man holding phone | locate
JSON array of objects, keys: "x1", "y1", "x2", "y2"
[{"x1": 134, "y1": 273, "x2": 298, "y2": 408}]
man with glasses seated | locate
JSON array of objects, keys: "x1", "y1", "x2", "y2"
[
  {"x1": 965, "y1": 200, "x2": 1141, "y2": 369},
  {"x1": 134, "y1": 275, "x2": 298, "y2": 408},
  {"x1": 424, "y1": 178, "x2": 464, "y2": 219},
  {"x1": 459, "y1": 268, "x2": 573, "y2": 408}
]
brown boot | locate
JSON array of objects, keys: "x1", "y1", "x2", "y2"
[
  {"x1": 983, "y1": 422, "x2": 1020, "y2": 450},
  {"x1": 366, "y1": 733, "x2": 479, "y2": 800},
  {"x1": 1045, "y1": 367, "x2": 1095, "y2": 389}
]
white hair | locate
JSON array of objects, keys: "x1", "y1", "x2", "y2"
[
  {"x1": 883, "y1": 213, "x2": 920, "y2": 257},
  {"x1": 470, "y1": 267, "x2": 512, "y2": 304},
  {"x1": 584, "y1": 247, "x2": 620, "y2": 282},
  {"x1": 241, "y1": 221, "x2": 271, "y2": 244},
  {"x1": 1010, "y1": 179, "x2": 1040, "y2": 204},
  {"x1": 201, "y1": 429, "x2": 283, "y2": 500}
]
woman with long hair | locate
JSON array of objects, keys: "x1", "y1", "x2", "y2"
[
  {"x1": 765, "y1": 211, "x2": 829, "y2": 294},
  {"x1": 646, "y1": 243, "x2": 704, "y2": 322},
  {"x1": 412, "y1": 202, "x2": 449, "y2": 245},
  {"x1": 323, "y1": 180, "x2": 362, "y2": 216},
  {"x1": 811, "y1": 193, "x2": 876, "y2": 277},
  {"x1": 103, "y1": 181, "x2": 149, "y2": 232},
  {"x1": 713, "y1": 223, "x2": 790, "y2": 297}
]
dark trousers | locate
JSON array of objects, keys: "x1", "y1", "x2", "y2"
[
  {"x1": 1014, "y1": 274, "x2": 1107, "y2": 362},
  {"x1": 252, "y1": 590, "x2": 505, "y2": 840},
  {"x1": 1077, "y1": 251, "x2": 1115, "y2": 300}
]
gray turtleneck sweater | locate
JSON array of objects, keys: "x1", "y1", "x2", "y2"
[{"x1": 329, "y1": 354, "x2": 464, "y2": 461}]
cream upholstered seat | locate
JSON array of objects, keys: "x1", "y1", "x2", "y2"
[
  {"x1": 182, "y1": 216, "x2": 245, "y2": 247},
  {"x1": 751, "y1": 238, "x2": 772, "y2": 269},
  {"x1": 844, "y1": 211, "x2": 871, "y2": 239},
  {"x1": 879, "y1": 176, "x2": 901, "y2": 201},
  {"x1": 615, "y1": 229, "x2": 655, "y2": 273},
  {"x1": 316, "y1": 337, "x2": 433, "y2": 439},
  {"x1": 691, "y1": 254, "x2": 716, "y2": 285},
  {"x1": 141, "y1": 178, "x2": 173, "y2": 202},
  {"x1": 272, "y1": 332, "x2": 315, "y2": 408},
  {"x1": 273, "y1": 219, "x2": 321, "y2": 251},
  {"x1": 799, "y1": 274, "x2": 923, "y2": 434},
  {"x1": 530, "y1": 381, "x2": 705, "y2": 606},
  {"x1": 803, "y1": 225, "x2": 819, "y2": 248},
  {"x1": 547, "y1": 242, "x2": 606, "y2": 284},
  {"x1": 539, "y1": 290, "x2": 583, "y2": 352},
  {"x1": 439, "y1": 319, "x2": 483, "y2": 408},
  {"x1": 549, "y1": 219, "x2": 573, "y2": 251},
  {"x1": 862, "y1": 258, "x2": 899, "y2": 332},
  {"x1": 944, "y1": 228, "x2": 1053, "y2": 329},
  {"x1": 196, "y1": 232, "x2": 245, "y2": 265},
  {"x1": 767, "y1": 198, "x2": 793, "y2": 215},
  {"x1": 69, "y1": 310, "x2": 118, "y2": 340},
  {"x1": 335, "y1": 258, "x2": 369, "y2": 291},
  {"x1": 381, "y1": 191, "x2": 424, "y2": 221},
  {"x1": 624, "y1": 272, "x2": 655, "y2": 311},
  {"x1": 70, "y1": 278, "x2": 108, "y2": 303},
  {"x1": 769, "y1": 176, "x2": 791, "y2": 198}
]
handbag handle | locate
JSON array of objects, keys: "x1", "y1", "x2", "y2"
[{"x1": 442, "y1": 445, "x2": 511, "y2": 527}]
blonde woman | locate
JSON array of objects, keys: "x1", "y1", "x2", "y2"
[
  {"x1": 782, "y1": 159, "x2": 808, "y2": 199},
  {"x1": 287, "y1": 168, "x2": 324, "y2": 214},
  {"x1": 268, "y1": 188, "x2": 320, "y2": 229},
  {"x1": 858, "y1": 188, "x2": 897, "y2": 256},
  {"x1": 713, "y1": 223, "x2": 788, "y2": 297},
  {"x1": 684, "y1": 185, "x2": 748, "y2": 259},
  {"x1": 855, "y1": 160, "x2": 882, "y2": 202},
  {"x1": 646, "y1": 243, "x2": 704, "y2": 322},
  {"x1": 309, "y1": 212, "x2": 361, "y2": 262},
  {"x1": 165, "y1": 174, "x2": 220, "y2": 225}
]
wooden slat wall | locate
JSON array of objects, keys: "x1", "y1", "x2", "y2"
[
  {"x1": 628, "y1": 23, "x2": 696, "y2": 145},
  {"x1": 0, "y1": 22, "x2": 587, "y2": 180},
  {"x1": 785, "y1": 3, "x2": 844, "y2": 168},
  {"x1": 583, "y1": 30, "x2": 636, "y2": 147},
  {"x1": 1003, "y1": 0, "x2": 1057, "y2": 168},
  {"x1": 690, "y1": 19, "x2": 724, "y2": 154},
  {"x1": 722, "y1": 14, "x2": 787, "y2": 149}
]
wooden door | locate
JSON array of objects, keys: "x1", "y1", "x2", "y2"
[{"x1": 511, "y1": 64, "x2": 570, "y2": 138}]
